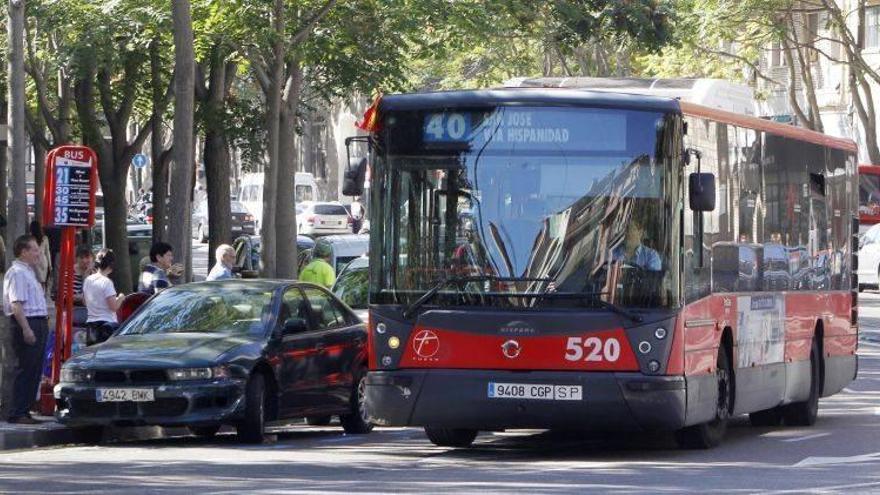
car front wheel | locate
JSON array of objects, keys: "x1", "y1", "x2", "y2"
[
  {"x1": 340, "y1": 373, "x2": 373, "y2": 434},
  {"x1": 237, "y1": 373, "x2": 267, "y2": 443}
]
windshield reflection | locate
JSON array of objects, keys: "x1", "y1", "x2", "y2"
[
  {"x1": 374, "y1": 106, "x2": 680, "y2": 309},
  {"x1": 118, "y1": 286, "x2": 275, "y2": 336}
]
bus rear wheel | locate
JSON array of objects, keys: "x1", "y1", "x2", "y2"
[
  {"x1": 782, "y1": 338, "x2": 821, "y2": 426},
  {"x1": 424, "y1": 427, "x2": 478, "y2": 448},
  {"x1": 676, "y1": 347, "x2": 733, "y2": 449}
]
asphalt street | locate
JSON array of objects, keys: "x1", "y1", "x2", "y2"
[{"x1": 2, "y1": 293, "x2": 880, "y2": 494}]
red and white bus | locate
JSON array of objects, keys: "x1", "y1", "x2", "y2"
[
  {"x1": 859, "y1": 164, "x2": 880, "y2": 233},
  {"x1": 351, "y1": 88, "x2": 858, "y2": 449}
]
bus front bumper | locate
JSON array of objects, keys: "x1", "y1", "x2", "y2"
[{"x1": 365, "y1": 369, "x2": 687, "y2": 432}]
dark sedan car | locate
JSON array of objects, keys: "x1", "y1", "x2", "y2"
[
  {"x1": 54, "y1": 280, "x2": 372, "y2": 443},
  {"x1": 193, "y1": 200, "x2": 257, "y2": 243}
]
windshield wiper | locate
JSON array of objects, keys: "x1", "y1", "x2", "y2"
[
  {"x1": 534, "y1": 291, "x2": 643, "y2": 323},
  {"x1": 401, "y1": 275, "x2": 552, "y2": 319}
]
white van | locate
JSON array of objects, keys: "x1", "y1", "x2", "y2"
[{"x1": 239, "y1": 172, "x2": 319, "y2": 228}]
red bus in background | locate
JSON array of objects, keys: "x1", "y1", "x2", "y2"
[
  {"x1": 859, "y1": 164, "x2": 880, "y2": 233},
  {"x1": 355, "y1": 88, "x2": 859, "y2": 450}
]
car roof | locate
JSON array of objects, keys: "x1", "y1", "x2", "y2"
[{"x1": 180, "y1": 279, "x2": 339, "y2": 291}]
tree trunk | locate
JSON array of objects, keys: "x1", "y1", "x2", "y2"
[
  {"x1": 7, "y1": 0, "x2": 26, "y2": 248},
  {"x1": 74, "y1": 67, "x2": 133, "y2": 293},
  {"x1": 260, "y1": 0, "x2": 285, "y2": 278},
  {"x1": 169, "y1": 0, "x2": 195, "y2": 281},
  {"x1": 32, "y1": 138, "x2": 45, "y2": 223},
  {"x1": 0, "y1": 97, "x2": 7, "y2": 239},
  {"x1": 149, "y1": 39, "x2": 169, "y2": 243},
  {"x1": 275, "y1": 64, "x2": 303, "y2": 279},
  {"x1": 202, "y1": 45, "x2": 234, "y2": 271}
]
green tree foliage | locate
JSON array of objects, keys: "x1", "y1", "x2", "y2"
[{"x1": 407, "y1": 0, "x2": 674, "y2": 89}]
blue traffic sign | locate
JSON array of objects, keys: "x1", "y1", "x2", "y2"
[{"x1": 132, "y1": 153, "x2": 149, "y2": 169}]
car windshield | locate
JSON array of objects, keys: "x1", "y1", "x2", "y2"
[
  {"x1": 334, "y1": 267, "x2": 368, "y2": 309},
  {"x1": 315, "y1": 204, "x2": 348, "y2": 216},
  {"x1": 231, "y1": 201, "x2": 248, "y2": 213},
  {"x1": 118, "y1": 285, "x2": 276, "y2": 336},
  {"x1": 372, "y1": 106, "x2": 680, "y2": 309}
]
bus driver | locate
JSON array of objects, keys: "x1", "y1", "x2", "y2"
[{"x1": 611, "y1": 217, "x2": 661, "y2": 272}]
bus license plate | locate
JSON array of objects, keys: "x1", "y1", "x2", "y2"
[
  {"x1": 487, "y1": 382, "x2": 582, "y2": 401},
  {"x1": 96, "y1": 388, "x2": 155, "y2": 402}
]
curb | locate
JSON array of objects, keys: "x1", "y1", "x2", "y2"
[{"x1": 0, "y1": 424, "x2": 190, "y2": 451}]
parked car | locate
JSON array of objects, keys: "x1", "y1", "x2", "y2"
[
  {"x1": 192, "y1": 200, "x2": 257, "y2": 243},
  {"x1": 332, "y1": 256, "x2": 368, "y2": 321},
  {"x1": 859, "y1": 223, "x2": 880, "y2": 290},
  {"x1": 297, "y1": 234, "x2": 369, "y2": 274},
  {"x1": 232, "y1": 234, "x2": 316, "y2": 277},
  {"x1": 54, "y1": 280, "x2": 372, "y2": 442},
  {"x1": 297, "y1": 202, "x2": 353, "y2": 236}
]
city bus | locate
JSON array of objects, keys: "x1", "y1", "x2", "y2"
[
  {"x1": 348, "y1": 88, "x2": 859, "y2": 449},
  {"x1": 859, "y1": 164, "x2": 880, "y2": 234}
]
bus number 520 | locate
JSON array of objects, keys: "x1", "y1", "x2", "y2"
[{"x1": 564, "y1": 337, "x2": 621, "y2": 362}]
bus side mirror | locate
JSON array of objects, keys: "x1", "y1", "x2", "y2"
[
  {"x1": 689, "y1": 173, "x2": 716, "y2": 212},
  {"x1": 342, "y1": 168, "x2": 363, "y2": 197},
  {"x1": 344, "y1": 136, "x2": 370, "y2": 197}
]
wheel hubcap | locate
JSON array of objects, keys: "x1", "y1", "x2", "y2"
[
  {"x1": 357, "y1": 377, "x2": 368, "y2": 423},
  {"x1": 716, "y1": 367, "x2": 731, "y2": 420}
]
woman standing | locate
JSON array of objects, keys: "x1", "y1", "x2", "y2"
[
  {"x1": 83, "y1": 249, "x2": 125, "y2": 345},
  {"x1": 29, "y1": 221, "x2": 51, "y2": 289}
]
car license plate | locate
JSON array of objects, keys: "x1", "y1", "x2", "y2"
[
  {"x1": 96, "y1": 388, "x2": 155, "y2": 402},
  {"x1": 232, "y1": 226, "x2": 242, "y2": 231},
  {"x1": 487, "y1": 382, "x2": 582, "y2": 401}
]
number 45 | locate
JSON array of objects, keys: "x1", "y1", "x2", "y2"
[{"x1": 565, "y1": 336, "x2": 621, "y2": 362}]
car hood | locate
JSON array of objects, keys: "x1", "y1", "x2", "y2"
[{"x1": 67, "y1": 333, "x2": 256, "y2": 368}]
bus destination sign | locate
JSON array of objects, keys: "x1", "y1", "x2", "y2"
[{"x1": 43, "y1": 145, "x2": 99, "y2": 228}]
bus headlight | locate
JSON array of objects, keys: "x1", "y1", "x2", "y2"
[
  {"x1": 388, "y1": 336, "x2": 400, "y2": 349},
  {"x1": 654, "y1": 327, "x2": 667, "y2": 340},
  {"x1": 376, "y1": 323, "x2": 387, "y2": 334}
]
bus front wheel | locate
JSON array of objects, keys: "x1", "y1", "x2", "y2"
[
  {"x1": 425, "y1": 427, "x2": 478, "y2": 448},
  {"x1": 676, "y1": 346, "x2": 733, "y2": 449}
]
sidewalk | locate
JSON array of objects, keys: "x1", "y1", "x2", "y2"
[{"x1": 0, "y1": 413, "x2": 193, "y2": 451}]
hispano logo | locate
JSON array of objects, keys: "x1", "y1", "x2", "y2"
[{"x1": 412, "y1": 329, "x2": 440, "y2": 358}]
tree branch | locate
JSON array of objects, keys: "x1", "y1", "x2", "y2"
[{"x1": 290, "y1": 0, "x2": 338, "y2": 46}]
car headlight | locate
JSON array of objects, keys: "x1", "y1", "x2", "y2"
[
  {"x1": 167, "y1": 366, "x2": 229, "y2": 381},
  {"x1": 61, "y1": 368, "x2": 94, "y2": 383}
]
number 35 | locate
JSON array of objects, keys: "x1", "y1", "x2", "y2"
[{"x1": 564, "y1": 336, "x2": 621, "y2": 362}]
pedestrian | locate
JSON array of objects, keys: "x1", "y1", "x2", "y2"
[
  {"x1": 207, "y1": 244, "x2": 236, "y2": 281},
  {"x1": 299, "y1": 240, "x2": 335, "y2": 288},
  {"x1": 4, "y1": 235, "x2": 49, "y2": 424},
  {"x1": 73, "y1": 245, "x2": 95, "y2": 306},
  {"x1": 84, "y1": 249, "x2": 125, "y2": 345},
  {"x1": 350, "y1": 197, "x2": 364, "y2": 234},
  {"x1": 139, "y1": 241, "x2": 173, "y2": 295},
  {"x1": 29, "y1": 220, "x2": 51, "y2": 290}
]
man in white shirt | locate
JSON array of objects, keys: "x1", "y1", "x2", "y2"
[
  {"x1": 207, "y1": 244, "x2": 236, "y2": 281},
  {"x1": 4, "y1": 235, "x2": 49, "y2": 424}
]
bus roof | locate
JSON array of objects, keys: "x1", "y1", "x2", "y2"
[
  {"x1": 680, "y1": 102, "x2": 857, "y2": 154},
  {"x1": 379, "y1": 88, "x2": 681, "y2": 114},
  {"x1": 379, "y1": 88, "x2": 857, "y2": 154}
]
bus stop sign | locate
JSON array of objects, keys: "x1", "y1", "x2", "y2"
[{"x1": 42, "y1": 145, "x2": 99, "y2": 228}]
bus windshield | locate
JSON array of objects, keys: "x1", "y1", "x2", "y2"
[{"x1": 371, "y1": 106, "x2": 680, "y2": 309}]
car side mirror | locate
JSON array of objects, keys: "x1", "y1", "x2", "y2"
[
  {"x1": 689, "y1": 173, "x2": 716, "y2": 212},
  {"x1": 282, "y1": 317, "x2": 308, "y2": 335}
]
